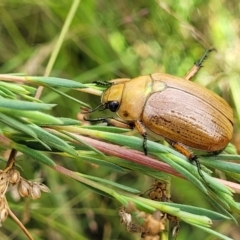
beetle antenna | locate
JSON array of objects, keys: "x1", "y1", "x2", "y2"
[{"x1": 82, "y1": 103, "x2": 106, "y2": 113}]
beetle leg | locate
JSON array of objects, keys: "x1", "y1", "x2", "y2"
[
  {"x1": 84, "y1": 116, "x2": 133, "y2": 129},
  {"x1": 93, "y1": 80, "x2": 113, "y2": 87},
  {"x1": 135, "y1": 120, "x2": 148, "y2": 155},
  {"x1": 165, "y1": 139, "x2": 193, "y2": 158},
  {"x1": 165, "y1": 139, "x2": 205, "y2": 180},
  {"x1": 183, "y1": 48, "x2": 215, "y2": 81}
]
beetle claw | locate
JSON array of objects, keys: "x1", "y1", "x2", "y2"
[
  {"x1": 189, "y1": 155, "x2": 206, "y2": 182},
  {"x1": 195, "y1": 48, "x2": 216, "y2": 67},
  {"x1": 93, "y1": 80, "x2": 113, "y2": 87},
  {"x1": 83, "y1": 116, "x2": 109, "y2": 123},
  {"x1": 143, "y1": 134, "x2": 148, "y2": 155}
]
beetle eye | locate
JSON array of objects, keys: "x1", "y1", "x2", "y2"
[{"x1": 108, "y1": 101, "x2": 119, "y2": 112}]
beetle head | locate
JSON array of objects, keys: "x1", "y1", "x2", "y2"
[{"x1": 101, "y1": 83, "x2": 124, "y2": 112}]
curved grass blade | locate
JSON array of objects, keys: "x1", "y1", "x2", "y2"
[
  {"x1": 189, "y1": 222, "x2": 233, "y2": 240},
  {"x1": 19, "y1": 93, "x2": 42, "y2": 102},
  {"x1": 27, "y1": 76, "x2": 87, "y2": 88},
  {"x1": 78, "y1": 128, "x2": 169, "y2": 153},
  {"x1": 0, "y1": 112, "x2": 38, "y2": 139},
  {"x1": 39, "y1": 118, "x2": 80, "y2": 126},
  {"x1": 61, "y1": 130, "x2": 105, "y2": 157},
  {"x1": 0, "y1": 81, "x2": 30, "y2": 95},
  {"x1": 0, "y1": 99, "x2": 55, "y2": 111},
  {"x1": 81, "y1": 174, "x2": 140, "y2": 194},
  {"x1": 201, "y1": 159, "x2": 240, "y2": 174},
  {"x1": 204, "y1": 189, "x2": 237, "y2": 223},
  {"x1": 80, "y1": 125, "x2": 130, "y2": 134},
  {"x1": 79, "y1": 155, "x2": 126, "y2": 173},
  {"x1": 29, "y1": 125, "x2": 77, "y2": 156},
  {"x1": 204, "y1": 154, "x2": 240, "y2": 161},
  {"x1": 156, "y1": 153, "x2": 208, "y2": 194},
  {"x1": 49, "y1": 87, "x2": 90, "y2": 108},
  {"x1": 1, "y1": 109, "x2": 63, "y2": 125},
  {"x1": 108, "y1": 156, "x2": 169, "y2": 179},
  {"x1": 13, "y1": 143, "x2": 56, "y2": 167},
  {"x1": 161, "y1": 202, "x2": 231, "y2": 220},
  {"x1": 0, "y1": 86, "x2": 15, "y2": 98}
]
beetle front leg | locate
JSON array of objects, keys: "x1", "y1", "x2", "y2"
[
  {"x1": 93, "y1": 80, "x2": 113, "y2": 87},
  {"x1": 165, "y1": 139, "x2": 205, "y2": 180},
  {"x1": 183, "y1": 48, "x2": 215, "y2": 81},
  {"x1": 135, "y1": 120, "x2": 148, "y2": 155}
]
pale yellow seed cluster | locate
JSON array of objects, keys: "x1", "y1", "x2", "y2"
[
  {"x1": 119, "y1": 205, "x2": 167, "y2": 240},
  {"x1": 0, "y1": 169, "x2": 50, "y2": 226},
  {"x1": 0, "y1": 197, "x2": 8, "y2": 226}
]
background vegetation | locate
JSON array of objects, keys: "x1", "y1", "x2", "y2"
[{"x1": 0, "y1": 0, "x2": 240, "y2": 239}]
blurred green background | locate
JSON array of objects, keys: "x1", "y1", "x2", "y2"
[{"x1": 0, "y1": 0, "x2": 240, "y2": 239}]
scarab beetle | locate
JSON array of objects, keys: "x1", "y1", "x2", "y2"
[{"x1": 86, "y1": 49, "x2": 234, "y2": 176}]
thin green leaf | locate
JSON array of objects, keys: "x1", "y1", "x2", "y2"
[
  {"x1": 39, "y1": 118, "x2": 80, "y2": 126},
  {"x1": 0, "y1": 81, "x2": 30, "y2": 95},
  {"x1": 203, "y1": 189, "x2": 237, "y2": 223},
  {"x1": 27, "y1": 76, "x2": 87, "y2": 88},
  {"x1": 0, "y1": 112, "x2": 38, "y2": 139},
  {"x1": 0, "y1": 86, "x2": 15, "y2": 98},
  {"x1": 1, "y1": 109, "x2": 63, "y2": 125},
  {"x1": 201, "y1": 158, "x2": 240, "y2": 174},
  {"x1": 225, "y1": 172, "x2": 240, "y2": 182},
  {"x1": 80, "y1": 125, "x2": 130, "y2": 134},
  {"x1": 13, "y1": 139, "x2": 54, "y2": 152},
  {"x1": 84, "y1": 129, "x2": 169, "y2": 153},
  {"x1": 109, "y1": 156, "x2": 169, "y2": 179},
  {"x1": 205, "y1": 154, "x2": 240, "y2": 161},
  {"x1": 49, "y1": 87, "x2": 90, "y2": 108},
  {"x1": 157, "y1": 153, "x2": 208, "y2": 194},
  {"x1": 0, "y1": 90, "x2": 13, "y2": 98},
  {"x1": 170, "y1": 154, "x2": 233, "y2": 195},
  {"x1": 0, "y1": 99, "x2": 55, "y2": 111},
  {"x1": 18, "y1": 93, "x2": 42, "y2": 102},
  {"x1": 190, "y1": 222, "x2": 233, "y2": 240},
  {"x1": 81, "y1": 174, "x2": 140, "y2": 194},
  {"x1": 80, "y1": 182, "x2": 114, "y2": 199},
  {"x1": 224, "y1": 143, "x2": 238, "y2": 154},
  {"x1": 161, "y1": 202, "x2": 231, "y2": 220},
  {"x1": 20, "y1": 84, "x2": 37, "y2": 94},
  {"x1": 79, "y1": 155, "x2": 126, "y2": 173},
  {"x1": 62, "y1": 130, "x2": 105, "y2": 156},
  {"x1": 13, "y1": 143, "x2": 56, "y2": 167},
  {"x1": 29, "y1": 125, "x2": 77, "y2": 156}
]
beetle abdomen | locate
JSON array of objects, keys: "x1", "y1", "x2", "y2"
[{"x1": 142, "y1": 87, "x2": 233, "y2": 152}]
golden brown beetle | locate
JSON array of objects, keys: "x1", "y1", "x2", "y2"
[{"x1": 86, "y1": 49, "x2": 233, "y2": 176}]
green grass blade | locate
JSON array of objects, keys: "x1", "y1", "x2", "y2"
[
  {"x1": 0, "y1": 112, "x2": 38, "y2": 138},
  {"x1": 78, "y1": 155, "x2": 126, "y2": 173},
  {"x1": 81, "y1": 174, "x2": 140, "y2": 194},
  {"x1": 13, "y1": 143, "x2": 56, "y2": 167},
  {"x1": 0, "y1": 99, "x2": 55, "y2": 110},
  {"x1": 162, "y1": 202, "x2": 231, "y2": 220},
  {"x1": 27, "y1": 76, "x2": 87, "y2": 88},
  {"x1": 29, "y1": 125, "x2": 77, "y2": 156},
  {"x1": 49, "y1": 87, "x2": 90, "y2": 108},
  {"x1": 1, "y1": 109, "x2": 63, "y2": 125},
  {"x1": 189, "y1": 222, "x2": 233, "y2": 240},
  {"x1": 201, "y1": 158, "x2": 240, "y2": 174}
]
